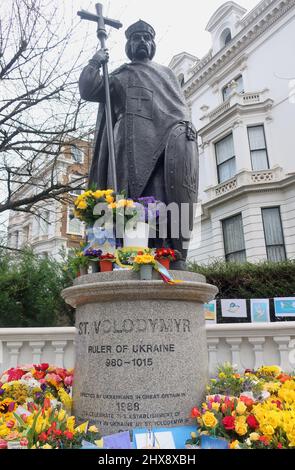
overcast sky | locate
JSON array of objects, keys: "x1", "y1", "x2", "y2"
[
  {"x1": 0, "y1": 0, "x2": 260, "y2": 233},
  {"x1": 69, "y1": 0, "x2": 260, "y2": 67}
]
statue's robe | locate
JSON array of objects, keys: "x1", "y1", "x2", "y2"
[{"x1": 79, "y1": 60, "x2": 189, "y2": 202}]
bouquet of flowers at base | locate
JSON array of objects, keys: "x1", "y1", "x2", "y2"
[
  {"x1": 189, "y1": 363, "x2": 295, "y2": 449},
  {"x1": 0, "y1": 400, "x2": 101, "y2": 449},
  {"x1": 0, "y1": 364, "x2": 101, "y2": 449},
  {"x1": 0, "y1": 364, "x2": 73, "y2": 408}
]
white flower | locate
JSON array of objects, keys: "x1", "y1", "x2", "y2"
[
  {"x1": 0, "y1": 374, "x2": 8, "y2": 383},
  {"x1": 259, "y1": 391, "x2": 270, "y2": 401},
  {"x1": 20, "y1": 377, "x2": 41, "y2": 389},
  {"x1": 50, "y1": 399, "x2": 58, "y2": 408},
  {"x1": 240, "y1": 391, "x2": 254, "y2": 400}
]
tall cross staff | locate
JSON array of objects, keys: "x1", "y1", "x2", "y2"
[{"x1": 77, "y1": 3, "x2": 122, "y2": 192}]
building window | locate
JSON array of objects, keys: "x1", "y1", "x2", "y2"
[
  {"x1": 39, "y1": 210, "x2": 50, "y2": 236},
  {"x1": 15, "y1": 231, "x2": 19, "y2": 249},
  {"x1": 247, "y1": 125, "x2": 269, "y2": 171},
  {"x1": 67, "y1": 206, "x2": 84, "y2": 235},
  {"x1": 23, "y1": 225, "x2": 30, "y2": 244},
  {"x1": 222, "y1": 75, "x2": 244, "y2": 101},
  {"x1": 177, "y1": 73, "x2": 184, "y2": 87},
  {"x1": 71, "y1": 145, "x2": 84, "y2": 163},
  {"x1": 220, "y1": 28, "x2": 232, "y2": 49},
  {"x1": 215, "y1": 133, "x2": 236, "y2": 183},
  {"x1": 262, "y1": 207, "x2": 286, "y2": 262},
  {"x1": 224, "y1": 30, "x2": 232, "y2": 45},
  {"x1": 222, "y1": 213, "x2": 246, "y2": 262},
  {"x1": 69, "y1": 175, "x2": 85, "y2": 196}
]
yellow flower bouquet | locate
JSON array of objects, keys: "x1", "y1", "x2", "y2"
[
  {"x1": 132, "y1": 250, "x2": 156, "y2": 280},
  {"x1": 74, "y1": 189, "x2": 115, "y2": 226}
]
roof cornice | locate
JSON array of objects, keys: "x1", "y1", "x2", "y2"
[
  {"x1": 205, "y1": 1, "x2": 247, "y2": 32},
  {"x1": 169, "y1": 52, "x2": 199, "y2": 70},
  {"x1": 184, "y1": 0, "x2": 295, "y2": 98}
]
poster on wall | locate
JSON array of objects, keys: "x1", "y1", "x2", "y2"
[
  {"x1": 221, "y1": 299, "x2": 247, "y2": 318},
  {"x1": 204, "y1": 300, "x2": 217, "y2": 323},
  {"x1": 250, "y1": 299, "x2": 270, "y2": 323},
  {"x1": 274, "y1": 297, "x2": 295, "y2": 317}
]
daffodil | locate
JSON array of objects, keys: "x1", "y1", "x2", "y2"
[
  {"x1": 75, "y1": 421, "x2": 88, "y2": 434},
  {"x1": 77, "y1": 200, "x2": 87, "y2": 210},
  {"x1": 58, "y1": 388, "x2": 72, "y2": 413},
  {"x1": 66, "y1": 416, "x2": 75, "y2": 433},
  {"x1": 88, "y1": 425, "x2": 99, "y2": 433}
]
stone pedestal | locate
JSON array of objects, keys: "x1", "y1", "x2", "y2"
[{"x1": 62, "y1": 270, "x2": 217, "y2": 435}]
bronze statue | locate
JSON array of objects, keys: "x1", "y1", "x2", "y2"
[{"x1": 79, "y1": 20, "x2": 199, "y2": 266}]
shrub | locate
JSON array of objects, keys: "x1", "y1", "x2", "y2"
[
  {"x1": 189, "y1": 259, "x2": 295, "y2": 323},
  {"x1": 0, "y1": 249, "x2": 74, "y2": 327}
]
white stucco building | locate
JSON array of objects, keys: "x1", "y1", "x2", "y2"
[{"x1": 170, "y1": 0, "x2": 295, "y2": 264}]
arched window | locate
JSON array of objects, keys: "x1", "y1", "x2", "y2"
[
  {"x1": 220, "y1": 28, "x2": 232, "y2": 49},
  {"x1": 224, "y1": 30, "x2": 232, "y2": 45},
  {"x1": 177, "y1": 73, "x2": 184, "y2": 87}
]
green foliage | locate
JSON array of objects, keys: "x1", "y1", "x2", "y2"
[
  {"x1": 207, "y1": 363, "x2": 263, "y2": 399},
  {"x1": 0, "y1": 249, "x2": 74, "y2": 327},
  {"x1": 189, "y1": 259, "x2": 295, "y2": 299},
  {"x1": 66, "y1": 246, "x2": 89, "y2": 278}
]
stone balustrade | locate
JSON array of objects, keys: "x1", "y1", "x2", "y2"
[
  {"x1": 0, "y1": 327, "x2": 75, "y2": 372},
  {"x1": 205, "y1": 165, "x2": 284, "y2": 201},
  {"x1": 207, "y1": 322, "x2": 295, "y2": 374},
  {"x1": 205, "y1": 89, "x2": 270, "y2": 123},
  {"x1": 0, "y1": 322, "x2": 294, "y2": 376}
]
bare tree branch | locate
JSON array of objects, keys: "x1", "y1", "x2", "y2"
[{"x1": 0, "y1": 0, "x2": 96, "y2": 217}]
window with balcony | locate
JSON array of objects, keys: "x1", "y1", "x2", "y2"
[
  {"x1": 247, "y1": 125, "x2": 269, "y2": 171},
  {"x1": 222, "y1": 75, "x2": 244, "y2": 101},
  {"x1": 215, "y1": 133, "x2": 236, "y2": 183},
  {"x1": 222, "y1": 213, "x2": 246, "y2": 262},
  {"x1": 262, "y1": 207, "x2": 286, "y2": 262}
]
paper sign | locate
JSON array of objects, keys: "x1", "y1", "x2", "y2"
[
  {"x1": 204, "y1": 300, "x2": 217, "y2": 322},
  {"x1": 103, "y1": 431, "x2": 132, "y2": 449},
  {"x1": 221, "y1": 299, "x2": 247, "y2": 318},
  {"x1": 81, "y1": 440, "x2": 99, "y2": 449},
  {"x1": 201, "y1": 435, "x2": 229, "y2": 449},
  {"x1": 250, "y1": 299, "x2": 270, "y2": 322},
  {"x1": 274, "y1": 297, "x2": 295, "y2": 317},
  {"x1": 7, "y1": 441, "x2": 24, "y2": 449},
  {"x1": 135, "y1": 431, "x2": 175, "y2": 449},
  {"x1": 85, "y1": 226, "x2": 116, "y2": 254}
]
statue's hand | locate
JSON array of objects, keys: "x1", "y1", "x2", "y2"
[{"x1": 91, "y1": 48, "x2": 109, "y2": 67}]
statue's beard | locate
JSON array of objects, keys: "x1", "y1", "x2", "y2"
[{"x1": 133, "y1": 44, "x2": 150, "y2": 60}]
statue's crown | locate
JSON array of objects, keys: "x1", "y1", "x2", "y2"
[{"x1": 125, "y1": 20, "x2": 155, "y2": 39}]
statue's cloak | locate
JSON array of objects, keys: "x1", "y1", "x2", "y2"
[{"x1": 79, "y1": 61, "x2": 189, "y2": 200}]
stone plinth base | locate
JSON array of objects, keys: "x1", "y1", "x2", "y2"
[{"x1": 62, "y1": 270, "x2": 217, "y2": 435}]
